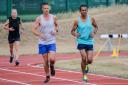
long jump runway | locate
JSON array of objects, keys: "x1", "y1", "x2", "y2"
[{"x1": 0, "y1": 52, "x2": 128, "y2": 85}]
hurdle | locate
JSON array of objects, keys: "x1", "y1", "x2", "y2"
[
  {"x1": 95, "y1": 34, "x2": 128, "y2": 58},
  {"x1": 100, "y1": 34, "x2": 128, "y2": 57},
  {"x1": 93, "y1": 34, "x2": 128, "y2": 63}
]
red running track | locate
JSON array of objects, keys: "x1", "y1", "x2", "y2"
[{"x1": 0, "y1": 52, "x2": 128, "y2": 85}]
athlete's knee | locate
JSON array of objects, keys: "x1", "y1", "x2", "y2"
[
  {"x1": 81, "y1": 54, "x2": 87, "y2": 62},
  {"x1": 10, "y1": 48, "x2": 13, "y2": 52},
  {"x1": 15, "y1": 46, "x2": 19, "y2": 52},
  {"x1": 49, "y1": 55, "x2": 55, "y2": 64},
  {"x1": 50, "y1": 58, "x2": 55, "y2": 64},
  {"x1": 81, "y1": 53, "x2": 87, "y2": 58},
  {"x1": 88, "y1": 59, "x2": 93, "y2": 64},
  {"x1": 10, "y1": 45, "x2": 13, "y2": 50}
]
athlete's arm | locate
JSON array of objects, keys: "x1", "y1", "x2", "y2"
[
  {"x1": 51, "y1": 16, "x2": 58, "y2": 35},
  {"x1": 32, "y1": 17, "x2": 42, "y2": 37},
  {"x1": 3, "y1": 19, "x2": 14, "y2": 31},
  {"x1": 54, "y1": 16, "x2": 58, "y2": 32},
  {"x1": 91, "y1": 17, "x2": 98, "y2": 34},
  {"x1": 71, "y1": 20, "x2": 80, "y2": 38},
  {"x1": 90, "y1": 17, "x2": 98, "y2": 38}
]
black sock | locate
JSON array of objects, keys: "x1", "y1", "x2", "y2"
[
  {"x1": 50, "y1": 64, "x2": 54, "y2": 70},
  {"x1": 46, "y1": 75, "x2": 50, "y2": 78}
]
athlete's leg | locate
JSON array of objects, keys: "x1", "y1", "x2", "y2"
[
  {"x1": 86, "y1": 45, "x2": 93, "y2": 64},
  {"x1": 42, "y1": 54, "x2": 50, "y2": 83},
  {"x1": 9, "y1": 43, "x2": 14, "y2": 56},
  {"x1": 43, "y1": 54, "x2": 50, "y2": 76},
  {"x1": 48, "y1": 44, "x2": 56, "y2": 76},
  {"x1": 49, "y1": 51, "x2": 56, "y2": 76},
  {"x1": 49, "y1": 51, "x2": 55, "y2": 65},
  {"x1": 14, "y1": 41, "x2": 20, "y2": 66},
  {"x1": 80, "y1": 49, "x2": 88, "y2": 76},
  {"x1": 80, "y1": 49, "x2": 88, "y2": 81},
  {"x1": 87, "y1": 50, "x2": 93, "y2": 64},
  {"x1": 9, "y1": 43, "x2": 14, "y2": 63},
  {"x1": 39, "y1": 44, "x2": 50, "y2": 83}
]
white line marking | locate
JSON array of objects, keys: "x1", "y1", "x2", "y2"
[
  {"x1": 0, "y1": 67, "x2": 96, "y2": 85},
  {"x1": 28, "y1": 64, "x2": 128, "y2": 81},
  {"x1": 100, "y1": 83, "x2": 128, "y2": 85},
  {"x1": 0, "y1": 77, "x2": 31, "y2": 85}
]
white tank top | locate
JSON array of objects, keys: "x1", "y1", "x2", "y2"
[{"x1": 38, "y1": 14, "x2": 56, "y2": 45}]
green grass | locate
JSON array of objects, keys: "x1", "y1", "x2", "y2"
[
  {"x1": 56, "y1": 56, "x2": 128, "y2": 78},
  {"x1": 20, "y1": 14, "x2": 39, "y2": 21},
  {"x1": 0, "y1": 16, "x2": 6, "y2": 21}
]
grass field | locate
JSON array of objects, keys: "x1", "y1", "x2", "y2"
[
  {"x1": 0, "y1": 5, "x2": 128, "y2": 55},
  {"x1": 56, "y1": 56, "x2": 128, "y2": 78}
]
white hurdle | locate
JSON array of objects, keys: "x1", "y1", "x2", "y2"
[
  {"x1": 100, "y1": 34, "x2": 128, "y2": 39},
  {"x1": 100, "y1": 34, "x2": 128, "y2": 57}
]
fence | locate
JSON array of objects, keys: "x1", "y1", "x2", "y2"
[{"x1": 0, "y1": 0, "x2": 128, "y2": 21}]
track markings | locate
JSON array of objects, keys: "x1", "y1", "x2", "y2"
[
  {"x1": 28, "y1": 63, "x2": 128, "y2": 81},
  {"x1": 0, "y1": 77, "x2": 31, "y2": 85},
  {"x1": 0, "y1": 67, "x2": 96, "y2": 85}
]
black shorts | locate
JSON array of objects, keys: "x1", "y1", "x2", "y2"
[
  {"x1": 8, "y1": 36, "x2": 20, "y2": 44},
  {"x1": 77, "y1": 44, "x2": 93, "y2": 51}
]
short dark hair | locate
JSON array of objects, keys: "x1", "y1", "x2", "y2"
[
  {"x1": 41, "y1": 2, "x2": 49, "y2": 6},
  {"x1": 79, "y1": 4, "x2": 88, "y2": 11},
  {"x1": 40, "y1": 2, "x2": 49, "y2": 9}
]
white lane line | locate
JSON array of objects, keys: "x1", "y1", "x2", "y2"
[
  {"x1": 100, "y1": 83, "x2": 128, "y2": 85},
  {"x1": 0, "y1": 77, "x2": 31, "y2": 85},
  {"x1": 28, "y1": 64, "x2": 128, "y2": 81},
  {"x1": 0, "y1": 67, "x2": 96, "y2": 85}
]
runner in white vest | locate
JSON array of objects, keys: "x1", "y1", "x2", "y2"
[
  {"x1": 32, "y1": 3, "x2": 58, "y2": 83},
  {"x1": 38, "y1": 14, "x2": 56, "y2": 44}
]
